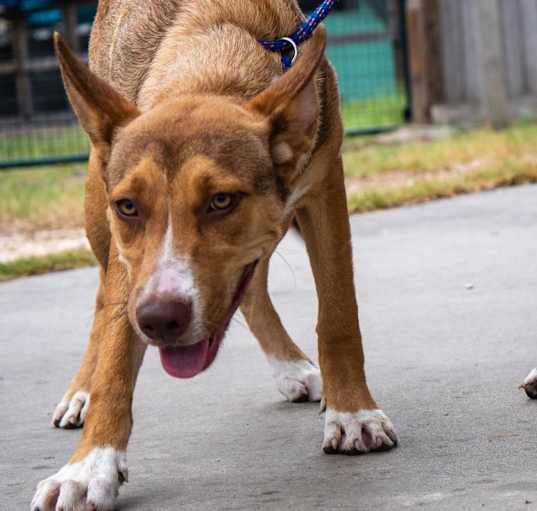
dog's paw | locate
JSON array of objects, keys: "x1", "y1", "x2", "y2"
[
  {"x1": 269, "y1": 358, "x2": 322, "y2": 402},
  {"x1": 52, "y1": 390, "x2": 90, "y2": 429},
  {"x1": 520, "y1": 368, "x2": 537, "y2": 399},
  {"x1": 322, "y1": 408, "x2": 398, "y2": 455},
  {"x1": 31, "y1": 448, "x2": 127, "y2": 511}
]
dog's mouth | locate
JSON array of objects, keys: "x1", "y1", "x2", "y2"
[{"x1": 159, "y1": 261, "x2": 258, "y2": 379}]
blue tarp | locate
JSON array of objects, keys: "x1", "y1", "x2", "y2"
[
  {"x1": 0, "y1": 0, "x2": 52, "y2": 10},
  {"x1": 0, "y1": 1, "x2": 60, "y2": 26},
  {"x1": 0, "y1": 1, "x2": 96, "y2": 26}
]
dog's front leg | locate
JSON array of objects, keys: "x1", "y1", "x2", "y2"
[
  {"x1": 240, "y1": 258, "x2": 322, "y2": 402},
  {"x1": 296, "y1": 157, "x2": 398, "y2": 455},
  {"x1": 31, "y1": 260, "x2": 146, "y2": 511}
]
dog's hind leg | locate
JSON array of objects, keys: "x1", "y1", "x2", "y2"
[
  {"x1": 240, "y1": 259, "x2": 322, "y2": 402},
  {"x1": 51, "y1": 269, "x2": 107, "y2": 429}
]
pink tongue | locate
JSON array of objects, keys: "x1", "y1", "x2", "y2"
[{"x1": 159, "y1": 340, "x2": 210, "y2": 379}]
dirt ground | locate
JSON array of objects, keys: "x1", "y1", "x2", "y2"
[{"x1": 0, "y1": 229, "x2": 88, "y2": 263}]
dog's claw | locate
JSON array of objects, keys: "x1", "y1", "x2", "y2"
[
  {"x1": 118, "y1": 468, "x2": 129, "y2": 484},
  {"x1": 331, "y1": 436, "x2": 338, "y2": 451},
  {"x1": 520, "y1": 368, "x2": 537, "y2": 399},
  {"x1": 52, "y1": 390, "x2": 90, "y2": 429},
  {"x1": 354, "y1": 438, "x2": 369, "y2": 453}
]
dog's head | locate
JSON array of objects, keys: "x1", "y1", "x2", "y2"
[{"x1": 54, "y1": 30, "x2": 326, "y2": 378}]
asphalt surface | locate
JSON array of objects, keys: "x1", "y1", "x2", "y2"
[{"x1": 1, "y1": 185, "x2": 537, "y2": 510}]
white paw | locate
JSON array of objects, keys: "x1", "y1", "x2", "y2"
[
  {"x1": 520, "y1": 368, "x2": 537, "y2": 399},
  {"x1": 31, "y1": 447, "x2": 127, "y2": 511},
  {"x1": 268, "y1": 358, "x2": 322, "y2": 402},
  {"x1": 322, "y1": 408, "x2": 398, "y2": 454},
  {"x1": 52, "y1": 390, "x2": 90, "y2": 429}
]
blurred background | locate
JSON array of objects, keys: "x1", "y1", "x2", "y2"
[
  {"x1": 0, "y1": 0, "x2": 409, "y2": 167},
  {"x1": 1, "y1": 0, "x2": 537, "y2": 277}
]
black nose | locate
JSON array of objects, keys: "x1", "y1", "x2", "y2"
[{"x1": 136, "y1": 294, "x2": 192, "y2": 343}]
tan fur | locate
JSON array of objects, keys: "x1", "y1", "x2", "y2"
[{"x1": 41, "y1": 0, "x2": 395, "y2": 503}]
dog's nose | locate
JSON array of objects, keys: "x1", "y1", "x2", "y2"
[{"x1": 136, "y1": 295, "x2": 192, "y2": 343}]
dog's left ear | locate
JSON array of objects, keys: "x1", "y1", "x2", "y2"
[{"x1": 247, "y1": 26, "x2": 327, "y2": 171}]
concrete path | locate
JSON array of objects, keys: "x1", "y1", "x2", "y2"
[{"x1": 1, "y1": 185, "x2": 537, "y2": 510}]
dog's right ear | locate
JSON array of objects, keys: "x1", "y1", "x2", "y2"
[
  {"x1": 246, "y1": 27, "x2": 326, "y2": 178},
  {"x1": 54, "y1": 32, "x2": 139, "y2": 149}
]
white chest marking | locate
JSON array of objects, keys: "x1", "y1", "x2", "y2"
[{"x1": 139, "y1": 210, "x2": 204, "y2": 340}]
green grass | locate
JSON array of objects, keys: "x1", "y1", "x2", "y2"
[
  {"x1": 0, "y1": 164, "x2": 85, "y2": 231},
  {"x1": 341, "y1": 93, "x2": 406, "y2": 131},
  {"x1": 0, "y1": 248, "x2": 96, "y2": 282}
]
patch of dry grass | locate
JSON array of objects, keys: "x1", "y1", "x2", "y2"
[
  {"x1": 343, "y1": 121, "x2": 537, "y2": 212},
  {"x1": 0, "y1": 248, "x2": 95, "y2": 282},
  {"x1": 344, "y1": 122, "x2": 537, "y2": 177},
  {"x1": 0, "y1": 164, "x2": 85, "y2": 234}
]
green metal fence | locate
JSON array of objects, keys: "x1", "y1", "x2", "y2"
[
  {"x1": 0, "y1": 115, "x2": 88, "y2": 168},
  {"x1": 326, "y1": 0, "x2": 408, "y2": 134},
  {"x1": 0, "y1": 0, "x2": 408, "y2": 169}
]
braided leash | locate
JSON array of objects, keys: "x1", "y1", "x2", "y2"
[{"x1": 259, "y1": 0, "x2": 338, "y2": 70}]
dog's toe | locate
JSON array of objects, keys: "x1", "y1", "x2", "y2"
[
  {"x1": 52, "y1": 390, "x2": 90, "y2": 429},
  {"x1": 520, "y1": 368, "x2": 537, "y2": 399},
  {"x1": 269, "y1": 358, "x2": 322, "y2": 402},
  {"x1": 322, "y1": 408, "x2": 397, "y2": 455}
]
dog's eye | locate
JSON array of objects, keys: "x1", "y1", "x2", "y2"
[
  {"x1": 210, "y1": 193, "x2": 234, "y2": 211},
  {"x1": 115, "y1": 199, "x2": 138, "y2": 218}
]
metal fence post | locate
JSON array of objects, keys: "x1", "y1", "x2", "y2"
[
  {"x1": 12, "y1": 16, "x2": 33, "y2": 120},
  {"x1": 61, "y1": 1, "x2": 80, "y2": 53}
]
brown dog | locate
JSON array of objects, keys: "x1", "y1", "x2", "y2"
[{"x1": 31, "y1": 1, "x2": 397, "y2": 509}]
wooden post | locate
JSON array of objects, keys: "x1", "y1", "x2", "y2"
[
  {"x1": 62, "y1": 2, "x2": 79, "y2": 53},
  {"x1": 475, "y1": 0, "x2": 510, "y2": 128},
  {"x1": 423, "y1": 0, "x2": 444, "y2": 113},
  {"x1": 405, "y1": 0, "x2": 444, "y2": 123},
  {"x1": 12, "y1": 16, "x2": 33, "y2": 120},
  {"x1": 390, "y1": 0, "x2": 405, "y2": 89},
  {"x1": 520, "y1": 0, "x2": 537, "y2": 95}
]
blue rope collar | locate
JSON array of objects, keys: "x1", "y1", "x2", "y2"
[{"x1": 259, "y1": 0, "x2": 338, "y2": 70}]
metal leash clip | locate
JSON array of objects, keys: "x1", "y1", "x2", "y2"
[{"x1": 279, "y1": 37, "x2": 299, "y2": 67}]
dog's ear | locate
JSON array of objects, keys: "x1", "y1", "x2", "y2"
[
  {"x1": 54, "y1": 32, "x2": 139, "y2": 149},
  {"x1": 246, "y1": 26, "x2": 326, "y2": 171}
]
